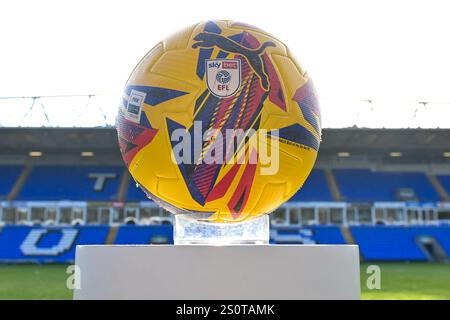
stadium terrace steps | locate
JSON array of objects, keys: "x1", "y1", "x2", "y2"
[
  {"x1": 427, "y1": 173, "x2": 450, "y2": 201},
  {"x1": 436, "y1": 174, "x2": 450, "y2": 200},
  {"x1": 7, "y1": 164, "x2": 32, "y2": 201},
  {"x1": 117, "y1": 169, "x2": 131, "y2": 202},
  {"x1": 324, "y1": 168, "x2": 344, "y2": 201},
  {"x1": 340, "y1": 226, "x2": 356, "y2": 245},
  {"x1": 0, "y1": 165, "x2": 24, "y2": 200},
  {"x1": 105, "y1": 225, "x2": 119, "y2": 244}
]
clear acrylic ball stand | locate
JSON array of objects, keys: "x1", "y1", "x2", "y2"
[{"x1": 174, "y1": 214, "x2": 269, "y2": 245}]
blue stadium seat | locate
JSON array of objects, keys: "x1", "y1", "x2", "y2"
[
  {"x1": 334, "y1": 169, "x2": 440, "y2": 202},
  {"x1": 0, "y1": 165, "x2": 23, "y2": 199},
  {"x1": 126, "y1": 179, "x2": 150, "y2": 202},
  {"x1": 311, "y1": 226, "x2": 347, "y2": 244},
  {"x1": 437, "y1": 174, "x2": 450, "y2": 196},
  {"x1": 114, "y1": 225, "x2": 173, "y2": 244},
  {"x1": 350, "y1": 225, "x2": 450, "y2": 261},
  {"x1": 288, "y1": 169, "x2": 333, "y2": 201},
  {"x1": 0, "y1": 224, "x2": 447, "y2": 262},
  {"x1": 0, "y1": 225, "x2": 109, "y2": 263},
  {"x1": 17, "y1": 166, "x2": 123, "y2": 201},
  {"x1": 270, "y1": 225, "x2": 346, "y2": 244}
]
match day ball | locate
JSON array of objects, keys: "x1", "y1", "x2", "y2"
[{"x1": 117, "y1": 20, "x2": 321, "y2": 223}]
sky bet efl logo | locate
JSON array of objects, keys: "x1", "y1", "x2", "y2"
[{"x1": 206, "y1": 59, "x2": 241, "y2": 97}]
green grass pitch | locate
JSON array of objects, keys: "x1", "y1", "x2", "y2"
[{"x1": 0, "y1": 263, "x2": 448, "y2": 300}]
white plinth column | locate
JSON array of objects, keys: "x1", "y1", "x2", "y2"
[{"x1": 74, "y1": 245, "x2": 360, "y2": 300}]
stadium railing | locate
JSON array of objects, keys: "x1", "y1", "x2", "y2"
[{"x1": 0, "y1": 200, "x2": 449, "y2": 227}]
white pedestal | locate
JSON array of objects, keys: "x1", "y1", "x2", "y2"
[{"x1": 74, "y1": 245, "x2": 360, "y2": 300}]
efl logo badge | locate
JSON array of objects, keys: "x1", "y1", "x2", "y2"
[{"x1": 206, "y1": 59, "x2": 241, "y2": 97}]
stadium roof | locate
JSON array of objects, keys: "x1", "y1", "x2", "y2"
[
  {"x1": 0, "y1": 95, "x2": 449, "y2": 129},
  {"x1": 1, "y1": 127, "x2": 449, "y2": 166}
]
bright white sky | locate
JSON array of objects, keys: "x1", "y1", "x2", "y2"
[{"x1": 1, "y1": 0, "x2": 449, "y2": 127}]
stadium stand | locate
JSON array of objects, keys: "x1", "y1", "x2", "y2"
[
  {"x1": 0, "y1": 128, "x2": 449, "y2": 262},
  {"x1": 0, "y1": 224, "x2": 447, "y2": 263},
  {"x1": 0, "y1": 225, "x2": 109, "y2": 263},
  {"x1": 0, "y1": 165, "x2": 23, "y2": 200},
  {"x1": 288, "y1": 169, "x2": 333, "y2": 201},
  {"x1": 334, "y1": 169, "x2": 440, "y2": 202},
  {"x1": 16, "y1": 166, "x2": 123, "y2": 201},
  {"x1": 351, "y1": 226, "x2": 450, "y2": 261}
]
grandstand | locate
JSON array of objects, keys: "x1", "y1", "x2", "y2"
[{"x1": 0, "y1": 125, "x2": 449, "y2": 263}]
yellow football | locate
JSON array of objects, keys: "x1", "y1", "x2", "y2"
[{"x1": 117, "y1": 20, "x2": 321, "y2": 223}]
